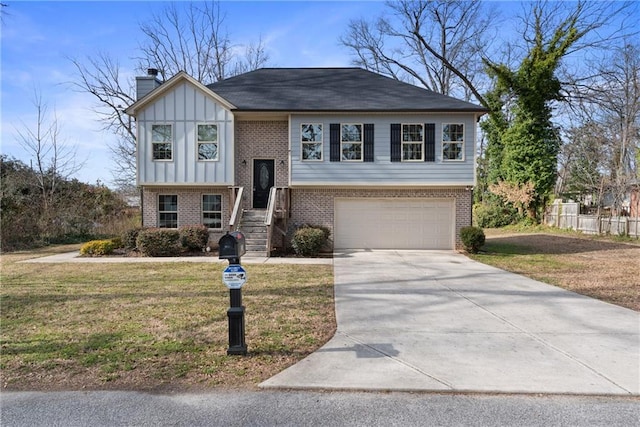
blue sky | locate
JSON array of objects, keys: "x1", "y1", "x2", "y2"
[
  {"x1": 1, "y1": 0, "x2": 389, "y2": 187},
  {"x1": 3, "y1": 1, "x2": 634, "y2": 188}
]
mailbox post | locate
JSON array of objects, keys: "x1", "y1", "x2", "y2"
[{"x1": 219, "y1": 231, "x2": 248, "y2": 356}]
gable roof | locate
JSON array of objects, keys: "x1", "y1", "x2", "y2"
[
  {"x1": 125, "y1": 71, "x2": 235, "y2": 116},
  {"x1": 207, "y1": 67, "x2": 488, "y2": 113}
]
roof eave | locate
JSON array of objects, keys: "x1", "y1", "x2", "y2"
[{"x1": 230, "y1": 108, "x2": 489, "y2": 114}]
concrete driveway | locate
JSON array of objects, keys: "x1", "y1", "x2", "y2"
[{"x1": 260, "y1": 250, "x2": 640, "y2": 395}]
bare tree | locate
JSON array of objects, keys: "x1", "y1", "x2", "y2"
[
  {"x1": 1, "y1": 3, "x2": 9, "y2": 26},
  {"x1": 557, "y1": 121, "x2": 607, "y2": 202},
  {"x1": 69, "y1": 54, "x2": 137, "y2": 189},
  {"x1": 231, "y1": 36, "x2": 270, "y2": 76},
  {"x1": 562, "y1": 41, "x2": 640, "y2": 213},
  {"x1": 594, "y1": 43, "x2": 639, "y2": 182},
  {"x1": 136, "y1": 1, "x2": 269, "y2": 84},
  {"x1": 14, "y1": 91, "x2": 83, "y2": 212},
  {"x1": 138, "y1": 1, "x2": 225, "y2": 83},
  {"x1": 340, "y1": 0, "x2": 497, "y2": 103},
  {"x1": 342, "y1": 0, "x2": 637, "y2": 107},
  {"x1": 71, "y1": 1, "x2": 269, "y2": 188}
]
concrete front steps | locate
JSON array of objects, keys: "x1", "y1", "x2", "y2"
[{"x1": 239, "y1": 209, "x2": 269, "y2": 257}]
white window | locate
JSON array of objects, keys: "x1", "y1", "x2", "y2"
[
  {"x1": 402, "y1": 124, "x2": 424, "y2": 161},
  {"x1": 301, "y1": 123, "x2": 323, "y2": 161},
  {"x1": 152, "y1": 124, "x2": 172, "y2": 160},
  {"x1": 197, "y1": 124, "x2": 218, "y2": 161},
  {"x1": 442, "y1": 124, "x2": 464, "y2": 161},
  {"x1": 202, "y1": 195, "x2": 222, "y2": 229},
  {"x1": 158, "y1": 195, "x2": 178, "y2": 228},
  {"x1": 341, "y1": 124, "x2": 363, "y2": 161}
]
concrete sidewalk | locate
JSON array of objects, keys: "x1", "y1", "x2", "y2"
[{"x1": 260, "y1": 250, "x2": 640, "y2": 395}]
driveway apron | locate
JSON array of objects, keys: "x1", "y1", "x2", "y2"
[{"x1": 260, "y1": 250, "x2": 640, "y2": 395}]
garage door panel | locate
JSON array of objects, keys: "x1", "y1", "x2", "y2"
[{"x1": 335, "y1": 198, "x2": 454, "y2": 250}]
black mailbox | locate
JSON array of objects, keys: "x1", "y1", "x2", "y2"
[{"x1": 218, "y1": 231, "x2": 246, "y2": 260}]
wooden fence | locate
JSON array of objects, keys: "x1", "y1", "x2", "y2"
[{"x1": 545, "y1": 201, "x2": 640, "y2": 237}]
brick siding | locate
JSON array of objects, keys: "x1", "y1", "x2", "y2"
[
  {"x1": 235, "y1": 121, "x2": 289, "y2": 210},
  {"x1": 290, "y1": 187, "x2": 473, "y2": 250},
  {"x1": 141, "y1": 186, "x2": 231, "y2": 246}
]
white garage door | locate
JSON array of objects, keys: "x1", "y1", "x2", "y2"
[{"x1": 334, "y1": 198, "x2": 455, "y2": 250}]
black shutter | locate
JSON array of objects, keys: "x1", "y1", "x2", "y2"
[
  {"x1": 363, "y1": 124, "x2": 374, "y2": 162},
  {"x1": 425, "y1": 123, "x2": 436, "y2": 162},
  {"x1": 330, "y1": 123, "x2": 340, "y2": 162},
  {"x1": 390, "y1": 123, "x2": 401, "y2": 162}
]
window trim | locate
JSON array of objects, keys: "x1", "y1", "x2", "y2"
[
  {"x1": 196, "y1": 123, "x2": 219, "y2": 162},
  {"x1": 151, "y1": 124, "x2": 173, "y2": 161},
  {"x1": 301, "y1": 123, "x2": 323, "y2": 162},
  {"x1": 442, "y1": 123, "x2": 465, "y2": 162},
  {"x1": 401, "y1": 123, "x2": 425, "y2": 162},
  {"x1": 158, "y1": 194, "x2": 178, "y2": 228},
  {"x1": 340, "y1": 123, "x2": 364, "y2": 162},
  {"x1": 202, "y1": 194, "x2": 222, "y2": 230}
]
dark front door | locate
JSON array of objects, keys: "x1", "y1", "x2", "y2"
[{"x1": 253, "y1": 159, "x2": 274, "y2": 208}]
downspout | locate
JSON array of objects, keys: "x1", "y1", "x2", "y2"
[
  {"x1": 139, "y1": 186, "x2": 144, "y2": 227},
  {"x1": 287, "y1": 114, "x2": 292, "y2": 187},
  {"x1": 470, "y1": 187, "x2": 474, "y2": 226}
]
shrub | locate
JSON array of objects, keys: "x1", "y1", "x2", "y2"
[
  {"x1": 136, "y1": 228, "x2": 181, "y2": 257},
  {"x1": 80, "y1": 239, "x2": 116, "y2": 256},
  {"x1": 122, "y1": 227, "x2": 144, "y2": 250},
  {"x1": 473, "y1": 200, "x2": 518, "y2": 228},
  {"x1": 291, "y1": 225, "x2": 328, "y2": 256},
  {"x1": 460, "y1": 226, "x2": 486, "y2": 254},
  {"x1": 110, "y1": 236, "x2": 123, "y2": 248},
  {"x1": 179, "y1": 225, "x2": 210, "y2": 250},
  {"x1": 313, "y1": 225, "x2": 331, "y2": 242}
]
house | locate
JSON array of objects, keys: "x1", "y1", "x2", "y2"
[{"x1": 125, "y1": 68, "x2": 488, "y2": 255}]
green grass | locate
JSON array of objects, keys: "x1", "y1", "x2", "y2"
[{"x1": 0, "y1": 248, "x2": 335, "y2": 391}]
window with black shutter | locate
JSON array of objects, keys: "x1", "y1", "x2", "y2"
[
  {"x1": 425, "y1": 123, "x2": 436, "y2": 162},
  {"x1": 331, "y1": 123, "x2": 373, "y2": 162},
  {"x1": 390, "y1": 123, "x2": 401, "y2": 162},
  {"x1": 391, "y1": 123, "x2": 435, "y2": 162},
  {"x1": 329, "y1": 123, "x2": 340, "y2": 162},
  {"x1": 363, "y1": 123, "x2": 374, "y2": 162}
]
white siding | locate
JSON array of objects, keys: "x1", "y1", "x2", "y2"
[
  {"x1": 290, "y1": 113, "x2": 477, "y2": 186},
  {"x1": 137, "y1": 81, "x2": 234, "y2": 185}
]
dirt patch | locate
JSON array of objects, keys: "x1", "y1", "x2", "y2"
[
  {"x1": 484, "y1": 232, "x2": 639, "y2": 255},
  {"x1": 475, "y1": 232, "x2": 640, "y2": 311}
]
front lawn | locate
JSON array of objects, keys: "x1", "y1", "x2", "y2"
[{"x1": 0, "y1": 246, "x2": 335, "y2": 392}]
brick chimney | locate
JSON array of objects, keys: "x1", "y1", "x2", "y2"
[{"x1": 135, "y1": 68, "x2": 162, "y2": 100}]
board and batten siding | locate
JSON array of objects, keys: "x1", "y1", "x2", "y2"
[
  {"x1": 289, "y1": 114, "x2": 477, "y2": 186},
  {"x1": 137, "y1": 81, "x2": 234, "y2": 185}
]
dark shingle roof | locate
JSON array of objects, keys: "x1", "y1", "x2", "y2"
[{"x1": 207, "y1": 68, "x2": 487, "y2": 113}]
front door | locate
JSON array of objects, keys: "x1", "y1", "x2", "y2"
[{"x1": 253, "y1": 159, "x2": 274, "y2": 208}]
